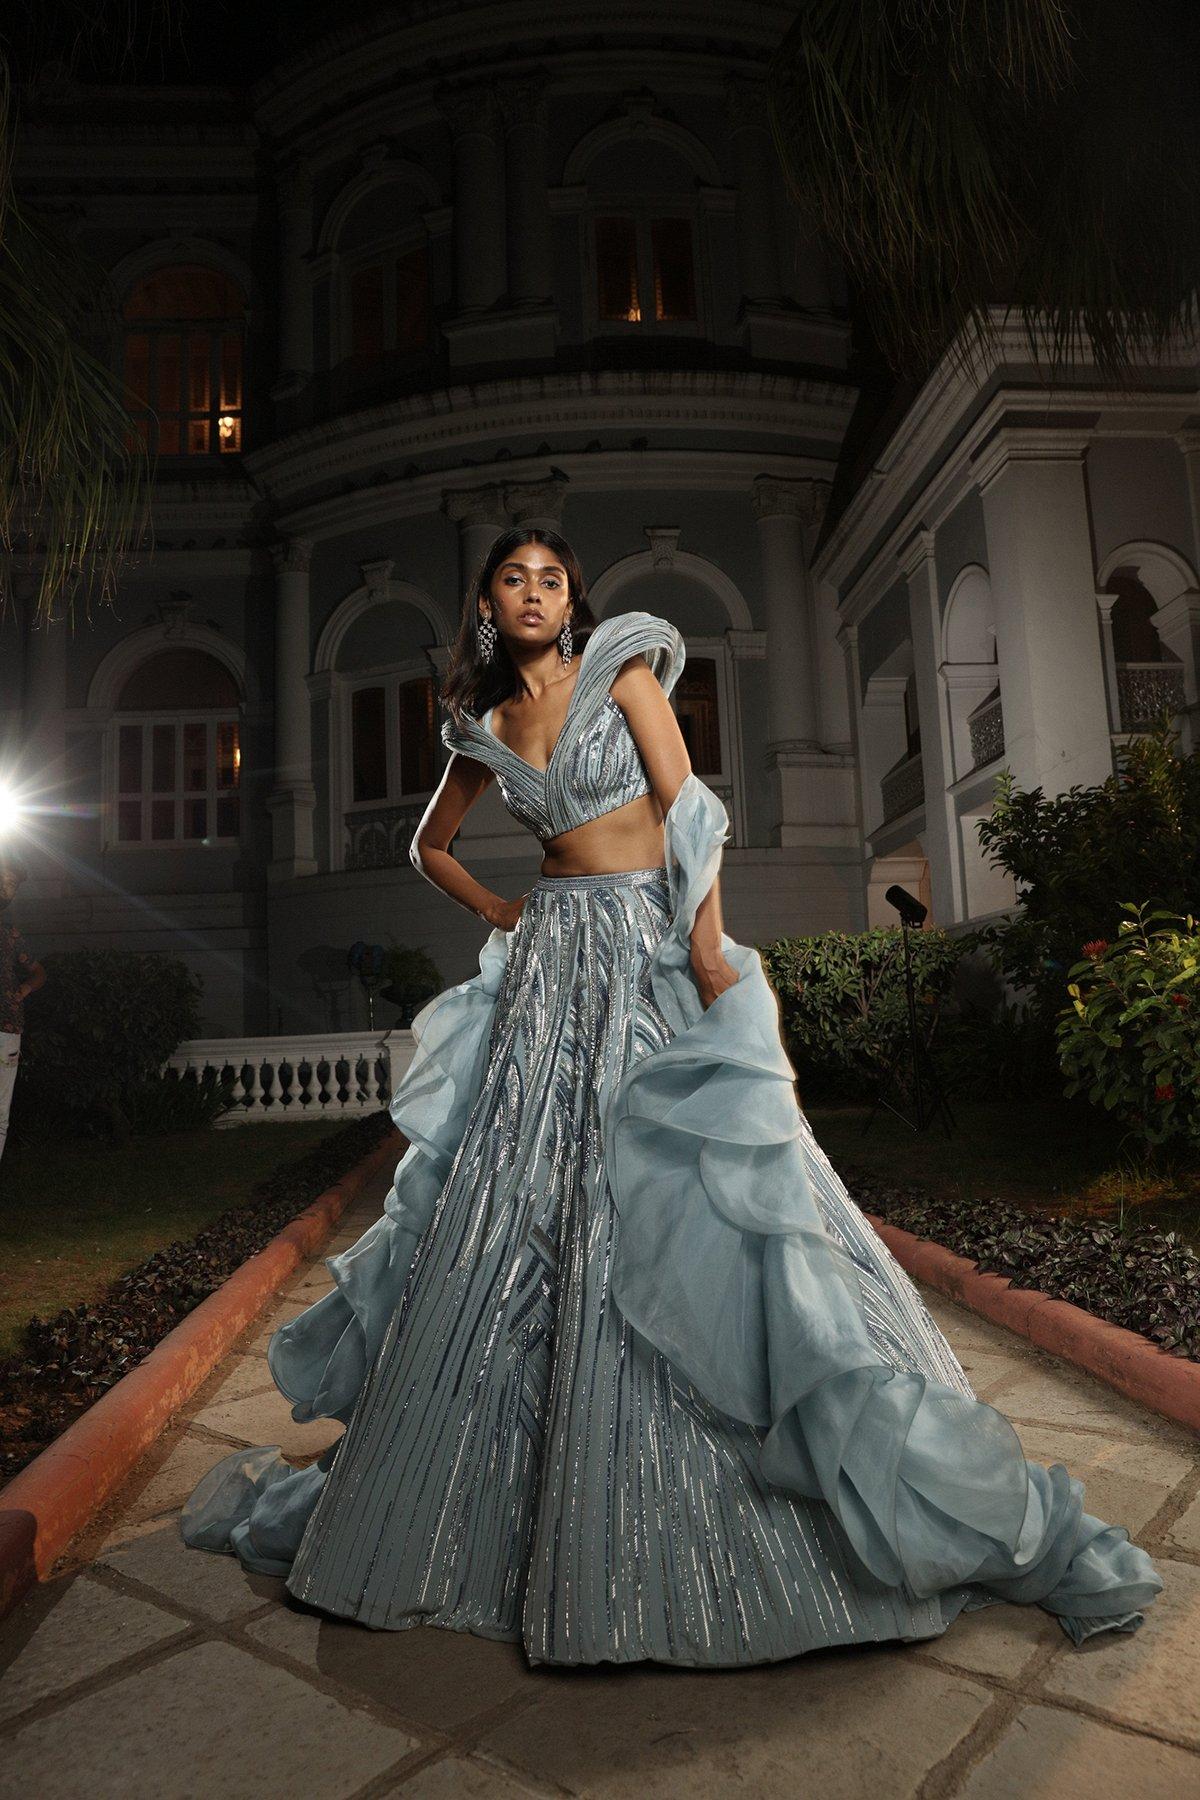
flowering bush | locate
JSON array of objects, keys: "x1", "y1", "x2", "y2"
[{"x1": 1055, "y1": 903, "x2": 1200, "y2": 1149}]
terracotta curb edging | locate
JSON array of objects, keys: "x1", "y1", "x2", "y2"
[
  {"x1": 0, "y1": 1126, "x2": 403, "y2": 1622},
  {"x1": 867, "y1": 1211, "x2": 1200, "y2": 1435}
]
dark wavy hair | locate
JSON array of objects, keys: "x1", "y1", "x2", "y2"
[{"x1": 440, "y1": 525, "x2": 599, "y2": 728}]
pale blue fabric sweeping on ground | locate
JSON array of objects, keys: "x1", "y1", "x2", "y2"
[{"x1": 180, "y1": 610, "x2": 1162, "y2": 1664}]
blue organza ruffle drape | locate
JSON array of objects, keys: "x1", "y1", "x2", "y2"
[{"x1": 181, "y1": 772, "x2": 1162, "y2": 1644}]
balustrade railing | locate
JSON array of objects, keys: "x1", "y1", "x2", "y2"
[
  {"x1": 344, "y1": 802, "x2": 428, "y2": 871},
  {"x1": 880, "y1": 751, "x2": 924, "y2": 823},
  {"x1": 1116, "y1": 662, "x2": 1186, "y2": 732},
  {"x1": 167, "y1": 1030, "x2": 414, "y2": 1127},
  {"x1": 967, "y1": 688, "x2": 1005, "y2": 769}
]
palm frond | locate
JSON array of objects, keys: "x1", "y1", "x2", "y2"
[{"x1": 768, "y1": 0, "x2": 1200, "y2": 385}]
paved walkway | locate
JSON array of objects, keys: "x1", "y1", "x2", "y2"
[{"x1": 1, "y1": 1166, "x2": 1198, "y2": 1799}]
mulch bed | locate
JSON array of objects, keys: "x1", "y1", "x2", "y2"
[
  {"x1": 844, "y1": 1160, "x2": 1200, "y2": 1362},
  {"x1": 0, "y1": 1110, "x2": 398, "y2": 1485}
]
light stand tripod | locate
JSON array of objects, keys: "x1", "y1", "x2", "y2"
[{"x1": 861, "y1": 884, "x2": 956, "y2": 1139}]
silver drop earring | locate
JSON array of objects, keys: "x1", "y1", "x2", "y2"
[
  {"x1": 558, "y1": 616, "x2": 573, "y2": 665},
  {"x1": 478, "y1": 610, "x2": 497, "y2": 662}
]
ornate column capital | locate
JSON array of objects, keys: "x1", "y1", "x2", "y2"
[
  {"x1": 751, "y1": 476, "x2": 809, "y2": 523},
  {"x1": 277, "y1": 159, "x2": 313, "y2": 211},
  {"x1": 504, "y1": 476, "x2": 569, "y2": 524},
  {"x1": 724, "y1": 73, "x2": 771, "y2": 135},
  {"x1": 496, "y1": 75, "x2": 548, "y2": 135},
  {"x1": 442, "y1": 484, "x2": 507, "y2": 529},
  {"x1": 270, "y1": 537, "x2": 313, "y2": 577},
  {"x1": 435, "y1": 80, "x2": 499, "y2": 140}
]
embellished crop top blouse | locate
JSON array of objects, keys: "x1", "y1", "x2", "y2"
[{"x1": 439, "y1": 610, "x2": 686, "y2": 841}]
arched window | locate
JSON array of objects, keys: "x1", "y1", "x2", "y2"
[
  {"x1": 112, "y1": 649, "x2": 241, "y2": 845},
  {"x1": 348, "y1": 673, "x2": 438, "y2": 803},
  {"x1": 583, "y1": 138, "x2": 705, "y2": 338},
  {"x1": 122, "y1": 266, "x2": 245, "y2": 457},
  {"x1": 1109, "y1": 577, "x2": 1164, "y2": 662},
  {"x1": 335, "y1": 186, "x2": 430, "y2": 372},
  {"x1": 673, "y1": 657, "x2": 722, "y2": 775}
]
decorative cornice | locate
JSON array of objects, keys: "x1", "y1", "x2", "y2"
[
  {"x1": 751, "y1": 474, "x2": 831, "y2": 525},
  {"x1": 495, "y1": 75, "x2": 549, "y2": 134},
  {"x1": 360, "y1": 558, "x2": 395, "y2": 599}
]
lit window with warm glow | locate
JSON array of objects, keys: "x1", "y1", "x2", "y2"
[
  {"x1": 122, "y1": 266, "x2": 246, "y2": 458},
  {"x1": 595, "y1": 214, "x2": 697, "y2": 325},
  {"x1": 110, "y1": 649, "x2": 242, "y2": 846}
]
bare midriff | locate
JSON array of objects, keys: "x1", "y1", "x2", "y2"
[{"x1": 537, "y1": 791, "x2": 666, "y2": 877}]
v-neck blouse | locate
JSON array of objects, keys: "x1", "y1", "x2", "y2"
[{"x1": 440, "y1": 610, "x2": 686, "y2": 841}]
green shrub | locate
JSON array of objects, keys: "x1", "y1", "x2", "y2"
[
  {"x1": 1055, "y1": 903, "x2": 1200, "y2": 1150},
  {"x1": 976, "y1": 718, "x2": 1200, "y2": 1019},
  {"x1": 761, "y1": 925, "x2": 976, "y2": 1102},
  {"x1": 121, "y1": 1068, "x2": 236, "y2": 1135},
  {"x1": 13, "y1": 950, "x2": 204, "y2": 1140}
]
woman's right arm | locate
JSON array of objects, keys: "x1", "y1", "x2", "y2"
[{"x1": 410, "y1": 752, "x2": 526, "y2": 931}]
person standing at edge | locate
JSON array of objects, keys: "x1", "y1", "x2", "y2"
[{"x1": 0, "y1": 856, "x2": 46, "y2": 1168}]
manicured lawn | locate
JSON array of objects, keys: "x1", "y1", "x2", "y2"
[
  {"x1": 0, "y1": 1121, "x2": 344, "y2": 1358},
  {"x1": 807, "y1": 1096, "x2": 1200, "y2": 1242}
]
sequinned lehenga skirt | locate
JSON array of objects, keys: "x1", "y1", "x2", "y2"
[{"x1": 180, "y1": 778, "x2": 1162, "y2": 1666}]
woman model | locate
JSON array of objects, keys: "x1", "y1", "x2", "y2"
[{"x1": 181, "y1": 526, "x2": 1162, "y2": 1667}]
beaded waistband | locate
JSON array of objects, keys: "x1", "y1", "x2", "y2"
[{"x1": 530, "y1": 863, "x2": 669, "y2": 893}]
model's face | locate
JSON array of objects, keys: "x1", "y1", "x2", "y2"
[{"x1": 481, "y1": 548, "x2": 572, "y2": 650}]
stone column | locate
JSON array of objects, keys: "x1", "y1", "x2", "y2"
[
  {"x1": 272, "y1": 161, "x2": 314, "y2": 400},
  {"x1": 267, "y1": 537, "x2": 317, "y2": 880},
  {"x1": 977, "y1": 432, "x2": 1114, "y2": 793},
  {"x1": 1094, "y1": 591, "x2": 1121, "y2": 732},
  {"x1": 1150, "y1": 588, "x2": 1200, "y2": 754},
  {"x1": 497, "y1": 74, "x2": 552, "y2": 307},
  {"x1": 902, "y1": 530, "x2": 964, "y2": 924},
  {"x1": 752, "y1": 477, "x2": 820, "y2": 749},
  {"x1": 504, "y1": 475, "x2": 568, "y2": 532},
  {"x1": 443, "y1": 485, "x2": 510, "y2": 609},
  {"x1": 724, "y1": 75, "x2": 781, "y2": 305},
  {"x1": 439, "y1": 83, "x2": 507, "y2": 314}
]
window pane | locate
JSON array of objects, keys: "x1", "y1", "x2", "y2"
[
  {"x1": 219, "y1": 332, "x2": 242, "y2": 408},
  {"x1": 395, "y1": 245, "x2": 428, "y2": 350},
  {"x1": 118, "y1": 724, "x2": 143, "y2": 792},
  {"x1": 124, "y1": 333, "x2": 150, "y2": 407},
  {"x1": 151, "y1": 798, "x2": 175, "y2": 840},
  {"x1": 118, "y1": 799, "x2": 142, "y2": 841},
  {"x1": 216, "y1": 796, "x2": 239, "y2": 839},
  {"x1": 188, "y1": 332, "x2": 211, "y2": 411},
  {"x1": 183, "y1": 798, "x2": 207, "y2": 839},
  {"x1": 350, "y1": 264, "x2": 386, "y2": 361},
  {"x1": 675, "y1": 659, "x2": 721, "y2": 774},
  {"x1": 651, "y1": 217, "x2": 696, "y2": 321},
  {"x1": 216, "y1": 721, "x2": 240, "y2": 789},
  {"x1": 188, "y1": 417, "x2": 210, "y2": 455},
  {"x1": 397, "y1": 677, "x2": 435, "y2": 794},
  {"x1": 156, "y1": 334, "x2": 182, "y2": 417},
  {"x1": 151, "y1": 722, "x2": 175, "y2": 792},
  {"x1": 351, "y1": 687, "x2": 387, "y2": 802},
  {"x1": 595, "y1": 217, "x2": 640, "y2": 320},
  {"x1": 183, "y1": 721, "x2": 207, "y2": 790}
]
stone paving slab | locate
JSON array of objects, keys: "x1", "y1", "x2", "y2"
[{"x1": 2, "y1": 1171, "x2": 1197, "y2": 1799}]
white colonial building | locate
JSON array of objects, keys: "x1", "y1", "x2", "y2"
[{"x1": 3, "y1": 0, "x2": 1197, "y2": 1039}]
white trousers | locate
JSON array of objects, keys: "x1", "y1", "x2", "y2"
[{"x1": 0, "y1": 1030, "x2": 19, "y2": 1164}]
